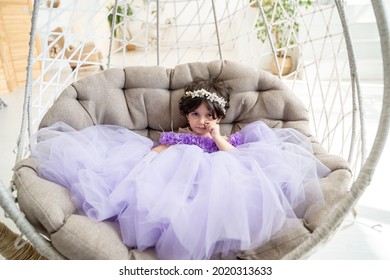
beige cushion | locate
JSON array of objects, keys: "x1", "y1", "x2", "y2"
[{"x1": 14, "y1": 60, "x2": 351, "y2": 259}]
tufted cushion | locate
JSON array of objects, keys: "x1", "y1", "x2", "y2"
[{"x1": 14, "y1": 60, "x2": 351, "y2": 259}]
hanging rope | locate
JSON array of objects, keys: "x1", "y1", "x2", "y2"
[
  {"x1": 106, "y1": 0, "x2": 119, "y2": 69},
  {"x1": 255, "y1": 0, "x2": 283, "y2": 78},
  {"x1": 16, "y1": 0, "x2": 40, "y2": 163},
  {"x1": 156, "y1": 0, "x2": 161, "y2": 65},
  {"x1": 211, "y1": 0, "x2": 223, "y2": 60},
  {"x1": 334, "y1": 0, "x2": 366, "y2": 166}
]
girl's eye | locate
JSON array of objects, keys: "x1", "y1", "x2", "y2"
[
  {"x1": 207, "y1": 113, "x2": 213, "y2": 118},
  {"x1": 191, "y1": 112, "x2": 199, "y2": 116}
]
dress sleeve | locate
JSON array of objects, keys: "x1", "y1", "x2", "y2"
[
  {"x1": 229, "y1": 132, "x2": 244, "y2": 147},
  {"x1": 159, "y1": 132, "x2": 178, "y2": 145}
]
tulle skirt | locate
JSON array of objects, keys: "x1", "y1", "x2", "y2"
[{"x1": 30, "y1": 121, "x2": 330, "y2": 259}]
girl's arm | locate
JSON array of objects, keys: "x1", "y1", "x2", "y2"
[
  {"x1": 213, "y1": 134, "x2": 235, "y2": 151},
  {"x1": 152, "y1": 144, "x2": 169, "y2": 153},
  {"x1": 207, "y1": 122, "x2": 236, "y2": 151}
]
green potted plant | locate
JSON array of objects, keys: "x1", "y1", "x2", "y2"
[
  {"x1": 107, "y1": 1, "x2": 136, "y2": 51},
  {"x1": 251, "y1": 0, "x2": 313, "y2": 75}
]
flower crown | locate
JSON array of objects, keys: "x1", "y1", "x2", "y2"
[{"x1": 184, "y1": 89, "x2": 227, "y2": 114}]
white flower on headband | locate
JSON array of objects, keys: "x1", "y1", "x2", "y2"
[{"x1": 184, "y1": 89, "x2": 227, "y2": 113}]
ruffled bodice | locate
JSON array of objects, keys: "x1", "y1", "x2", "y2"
[{"x1": 159, "y1": 130, "x2": 244, "y2": 153}]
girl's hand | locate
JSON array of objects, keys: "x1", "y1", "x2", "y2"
[{"x1": 205, "y1": 121, "x2": 221, "y2": 138}]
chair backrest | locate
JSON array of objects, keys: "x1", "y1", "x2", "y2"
[{"x1": 40, "y1": 60, "x2": 312, "y2": 141}]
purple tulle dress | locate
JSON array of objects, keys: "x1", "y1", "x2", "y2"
[{"x1": 30, "y1": 121, "x2": 330, "y2": 259}]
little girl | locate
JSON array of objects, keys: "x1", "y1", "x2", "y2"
[
  {"x1": 153, "y1": 78, "x2": 241, "y2": 154},
  {"x1": 30, "y1": 78, "x2": 330, "y2": 260}
]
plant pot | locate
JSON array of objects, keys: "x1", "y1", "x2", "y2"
[
  {"x1": 271, "y1": 55, "x2": 293, "y2": 76},
  {"x1": 47, "y1": 0, "x2": 60, "y2": 8},
  {"x1": 126, "y1": 44, "x2": 137, "y2": 51}
]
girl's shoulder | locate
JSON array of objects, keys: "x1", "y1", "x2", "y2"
[{"x1": 178, "y1": 127, "x2": 192, "y2": 134}]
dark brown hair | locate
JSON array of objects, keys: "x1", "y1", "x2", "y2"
[{"x1": 178, "y1": 78, "x2": 231, "y2": 119}]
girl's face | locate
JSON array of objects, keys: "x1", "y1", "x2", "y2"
[{"x1": 187, "y1": 102, "x2": 220, "y2": 136}]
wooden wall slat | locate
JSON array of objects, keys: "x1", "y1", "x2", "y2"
[{"x1": 0, "y1": 0, "x2": 41, "y2": 94}]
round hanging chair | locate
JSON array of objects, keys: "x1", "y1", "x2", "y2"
[{"x1": 1, "y1": 0, "x2": 389, "y2": 260}]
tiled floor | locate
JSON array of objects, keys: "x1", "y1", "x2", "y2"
[{"x1": 1, "y1": 82, "x2": 389, "y2": 260}]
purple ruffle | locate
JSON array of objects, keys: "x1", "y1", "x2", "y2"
[{"x1": 159, "y1": 131, "x2": 244, "y2": 153}]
